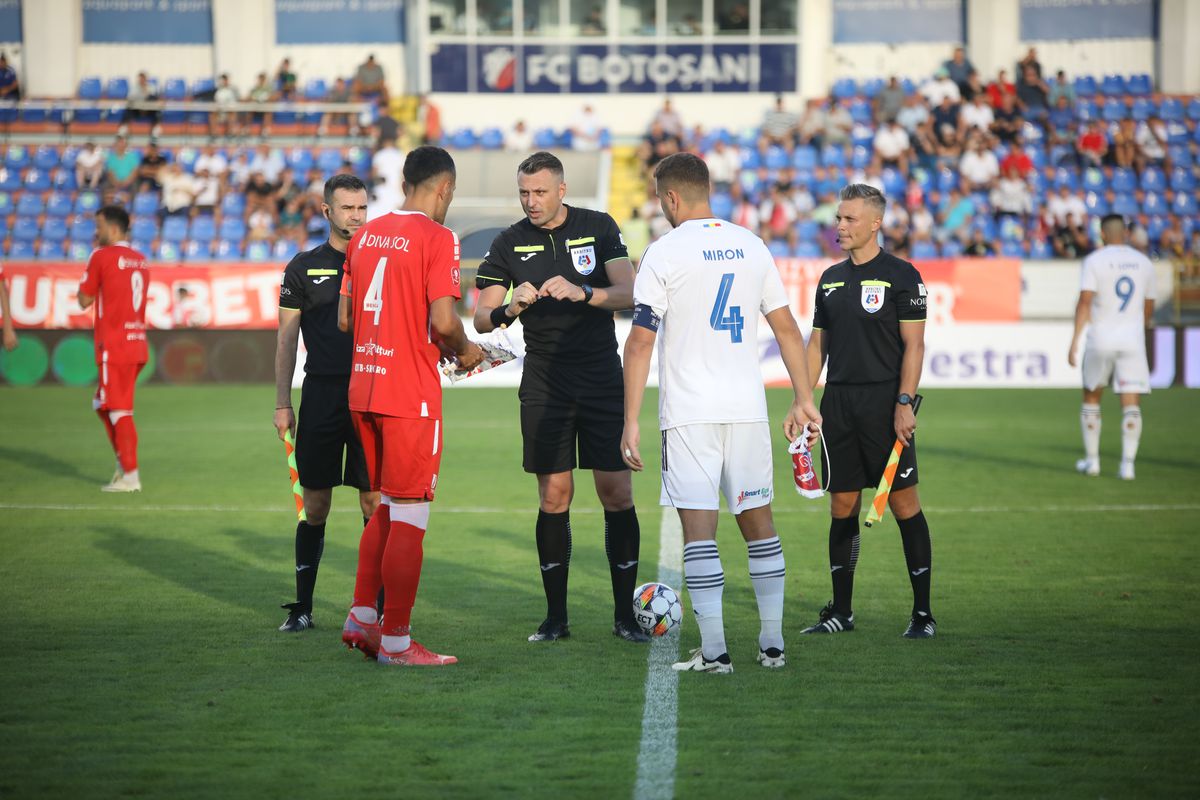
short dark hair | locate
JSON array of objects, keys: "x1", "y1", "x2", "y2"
[
  {"x1": 96, "y1": 204, "x2": 130, "y2": 233},
  {"x1": 517, "y1": 151, "x2": 564, "y2": 181},
  {"x1": 323, "y1": 173, "x2": 368, "y2": 206},
  {"x1": 653, "y1": 152, "x2": 710, "y2": 200},
  {"x1": 839, "y1": 183, "x2": 887, "y2": 215},
  {"x1": 1100, "y1": 213, "x2": 1126, "y2": 230},
  {"x1": 403, "y1": 145, "x2": 456, "y2": 188},
  {"x1": 1100, "y1": 214, "x2": 1127, "y2": 239}
]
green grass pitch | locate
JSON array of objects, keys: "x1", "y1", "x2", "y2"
[{"x1": 0, "y1": 384, "x2": 1197, "y2": 798}]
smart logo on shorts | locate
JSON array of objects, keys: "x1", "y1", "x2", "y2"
[
  {"x1": 736, "y1": 487, "x2": 771, "y2": 507},
  {"x1": 482, "y1": 48, "x2": 517, "y2": 91}
]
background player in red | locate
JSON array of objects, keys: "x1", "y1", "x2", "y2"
[
  {"x1": 77, "y1": 205, "x2": 149, "y2": 493},
  {"x1": 336, "y1": 146, "x2": 483, "y2": 666}
]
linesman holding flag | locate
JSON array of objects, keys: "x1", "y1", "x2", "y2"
[{"x1": 803, "y1": 183, "x2": 937, "y2": 639}]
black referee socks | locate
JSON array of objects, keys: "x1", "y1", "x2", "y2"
[
  {"x1": 604, "y1": 507, "x2": 641, "y2": 623},
  {"x1": 897, "y1": 511, "x2": 932, "y2": 616},
  {"x1": 828, "y1": 515, "x2": 860, "y2": 616},
  {"x1": 535, "y1": 510, "x2": 572, "y2": 622},
  {"x1": 294, "y1": 521, "x2": 326, "y2": 614}
]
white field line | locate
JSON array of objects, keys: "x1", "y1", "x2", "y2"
[
  {"x1": 633, "y1": 511, "x2": 683, "y2": 800},
  {"x1": 2, "y1": 503, "x2": 1197, "y2": 515}
]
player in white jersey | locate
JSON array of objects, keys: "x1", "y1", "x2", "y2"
[
  {"x1": 621, "y1": 153, "x2": 821, "y2": 673},
  {"x1": 1068, "y1": 214, "x2": 1156, "y2": 480}
]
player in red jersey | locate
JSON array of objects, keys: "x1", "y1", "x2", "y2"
[
  {"x1": 337, "y1": 146, "x2": 483, "y2": 666},
  {"x1": 77, "y1": 205, "x2": 149, "y2": 493}
]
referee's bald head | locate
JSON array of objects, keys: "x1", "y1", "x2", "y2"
[
  {"x1": 839, "y1": 183, "x2": 887, "y2": 218},
  {"x1": 654, "y1": 152, "x2": 710, "y2": 203}
]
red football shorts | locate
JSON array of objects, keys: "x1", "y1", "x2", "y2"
[
  {"x1": 351, "y1": 411, "x2": 443, "y2": 500},
  {"x1": 94, "y1": 360, "x2": 144, "y2": 411}
]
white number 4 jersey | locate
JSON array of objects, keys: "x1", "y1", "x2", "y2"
[
  {"x1": 634, "y1": 218, "x2": 789, "y2": 430},
  {"x1": 1080, "y1": 244, "x2": 1156, "y2": 350}
]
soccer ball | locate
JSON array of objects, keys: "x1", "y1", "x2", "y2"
[{"x1": 632, "y1": 582, "x2": 683, "y2": 636}]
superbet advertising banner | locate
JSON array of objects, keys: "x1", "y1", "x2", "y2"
[{"x1": 1, "y1": 263, "x2": 284, "y2": 331}]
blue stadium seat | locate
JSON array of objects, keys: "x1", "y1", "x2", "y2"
[
  {"x1": 162, "y1": 78, "x2": 188, "y2": 100},
  {"x1": 174, "y1": 147, "x2": 199, "y2": 173},
  {"x1": 1099, "y1": 75, "x2": 1127, "y2": 96},
  {"x1": 20, "y1": 106, "x2": 47, "y2": 123},
  {"x1": 860, "y1": 78, "x2": 885, "y2": 99},
  {"x1": 70, "y1": 216, "x2": 97, "y2": 242},
  {"x1": 1084, "y1": 191, "x2": 1110, "y2": 216},
  {"x1": 1173, "y1": 192, "x2": 1198, "y2": 215},
  {"x1": 36, "y1": 239, "x2": 64, "y2": 260},
  {"x1": 737, "y1": 127, "x2": 760, "y2": 149},
  {"x1": 940, "y1": 237, "x2": 964, "y2": 257},
  {"x1": 68, "y1": 241, "x2": 93, "y2": 260},
  {"x1": 450, "y1": 128, "x2": 477, "y2": 149},
  {"x1": 1082, "y1": 168, "x2": 1106, "y2": 193},
  {"x1": 479, "y1": 128, "x2": 505, "y2": 150},
  {"x1": 303, "y1": 238, "x2": 324, "y2": 252},
  {"x1": 285, "y1": 148, "x2": 314, "y2": 173},
  {"x1": 795, "y1": 219, "x2": 820, "y2": 242},
  {"x1": 189, "y1": 216, "x2": 216, "y2": 241},
  {"x1": 739, "y1": 148, "x2": 761, "y2": 170},
  {"x1": 533, "y1": 128, "x2": 557, "y2": 149},
  {"x1": 1111, "y1": 193, "x2": 1138, "y2": 216},
  {"x1": 848, "y1": 100, "x2": 872, "y2": 124},
  {"x1": 346, "y1": 146, "x2": 371, "y2": 175},
  {"x1": 156, "y1": 241, "x2": 181, "y2": 262},
  {"x1": 191, "y1": 78, "x2": 215, "y2": 96},
  {"x1": 911, "y1": 240, "x2": 938, "y2": 259},
  {"x1": 1166, "y1": 120, "x2": 1190, "y2": 145},
  {"x1": 821, "y1": 144, "x2": 846, "y2": 168},
  {"x1": 78, "y1": 77, "x2": 103, "y2": 100},
  {"x1": 52, "y1": 168, "x2": 77, "y2": 191},
  {"x1": 764, "y1": 145, "x2": 789, "y2": 171},
  {"x1": 710, "y1": 192, "x2": 733, "y2": 220},
  {"x1": 1021, "y1": 120, "x2": 1045, "y2": 144},
  {"x1": 5, "y1": 145, "x2": 29, "y2": 170},
  {"x1": 557, "y1": 130, "x2": 574, "y2": 149},
  {"x1": 1170, "y1": 167, "x2": 1196, "y2": 192},
  {"x1": 971, "y1": 216, "x2": 997, "y2": 240},
  {"x1": 161, "y1": 216, "x2": 189, "y2": 243},
  {"x1": 1145, "y1": 215, "x2": 1168, "y2": 243},
  {"x1": 20, "y1": 169, "x2": 50, "y2": 192},
  {"x1": 8, "y1": 240, "x2": 35, "y2": 259},
  {"x1": 1159, "y1": 97, "x2": 1184, "y2": 121},
  {"x1": 1111, "y1": 167, "x2": 1136, "y2": 193},
  {"x1": 0, "y1": 190, "x2": 11, "y2": 215},
  {"x1": 1053, "y1": 167, "x2": 1079, "y2": 191},
  {"x1": 272, "y1": 239, "x2": 294, "y2": 260},
  {"x1": 214, "y1": 239, "x2": 242, "y2": 260},
  {"x1": 16, "y1": 193, "x2": 45, "y2": 217},
  {"x1": 74, "y1": 192, "x2": 101, "y2": 215},
  {"x1": 1101, "y1": 98, "x2": 1126, "y2": 122},
  {"x1": 1130, "y1": 97, "x2": 1153, "y2": 121},
  {"x1": 1142, "y1": 192, "x2": 1165, "y2": 215},
  {"x1": 132, "y1": 192, "x2": 159, "y2": 216},
  {"x1": 1168, "y1": 144, "x2": 1193, "y2": 167},
  {"x1": 999, "y1": 216, "x2": 1024, "y2": 242},
  {"x1": 936, "y1": 168, "x2": 959, "y2": 193},
  {"x1": 792, "y1": 146, "x2": 818, "y2": 170},
  {"x1": 1000, "y1": 240, "x2": 1027, "y2": 257},
  {"x1": 131, "y1": 239, "x2": 154, "y2": 256},
  {"x1": 104, "y1": 77, "x2": 129, "y2": 100},
  {"x1": 219, "y1": 193, "x2": 245, "y2": 217},
  {"x1": 1075, "y1": 99, "x2": 1098, "y2": 122},
  {"x1": 1028, "y1": 239, "x2": 1053, "y2": 259},
  {"x1": 850, "y1": 145, "x2": 872, "y2": 169},
  {"x1": 315, "y1": 149, "x2": 344, "y2": 174},
  {"x1": 32, "y1": 146, "x2": 60, "y2": 171},
  {"x1": 218, "y1": 218, "x2": 246, "y2": 241},
  {"x1": 272, "y1": 104, "x2": 298, "y2": 126},
  {"x1": 131, "y1": 217, "x2": 159, "y2": 242},
  {"x1": 45, "y1": 192, "x2": 73, "y2": 218},
  {"x1": 766, "y1": 239, "x2": 791, "y2": 258},
  {"x1": 881, "y1": 168, "x2": 905, "y2": 198},
  {"x1": 42, "y1": 216, "x2": 68, "y2": 240},
  {"x1": 1127, "y1": 74, "x2": 1152, "y2": 96},
  {"x1": 831, "y1": 78, "x2": 857, "y2": 101},
  {"x1": 303, "y1": 79, "x2": 328, "y2": 100},
  {"x1": 1073, "y1": 75, "x2": 1097, "y2": 97},
  {"x1": 1187, "y1": 98, "x2": 1200, "y2": 121},
  {"x1": 184, "y1": 240, "x2": 213, "y2": 260},
  {"x1": 793, "y1": 241, "x2": 822, "y2": 258},
  {"x1": 12, "y1": 217, "x2": 40, "y2": 241}
]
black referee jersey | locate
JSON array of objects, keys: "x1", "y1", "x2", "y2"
[
  {"x1": 475, "y1": 205, "x2": 629, "y2": 366},
  {"x1": 811, "y1": 250, "x2": 927, "y2": 385},
  {"x1": 279, "y1": 242, "x2": 353, "y2": 376}
]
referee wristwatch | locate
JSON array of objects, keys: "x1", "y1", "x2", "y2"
[
  {"x1": 580, "y1": 283, "x2": 594, "y2": 304},
  {"x1": 896, "y1": 393, "x2": 914, "y2": 407}
]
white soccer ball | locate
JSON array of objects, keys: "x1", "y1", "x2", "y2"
[{"x1": 632, "y1": 582, "x2": 683, "y2": 636}]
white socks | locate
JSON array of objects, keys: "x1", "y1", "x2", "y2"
[
  {"x1": 1121, "y1": 406, "x2": 1142, "y2": 465},
  {"x1": 1080, "y1": 403, "x2": 1101, "y2": 464},
  {"x1": 350, "y1": 606, "x2": 377, "y2": 625},
  {"x1": 381, "y1": 634, "x2": 411, "y2": 653},
  {"x1": 683, "y1": 540, "x2": 726, "y2": 661},
  {"x1": 747, "y1": 536, "x2": 786, "y2": 652}
]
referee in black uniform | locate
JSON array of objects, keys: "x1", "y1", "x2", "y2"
[
  {"x1": 273, "y1": 174, "x2": 379, "y2": 633},
  {"x1": 802, "y1": 183, "x2": 936, "y2": 639},
  {"x1": 474, "y1": 151, "x2": 648, "y2": 644}
]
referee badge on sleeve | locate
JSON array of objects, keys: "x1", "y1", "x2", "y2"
[
  {"x1": 861, "y1": 285, "x2": 884, "y2": 313},
  {"x1": 570, "y1": 244, "x2": 597, "y2": 276}
]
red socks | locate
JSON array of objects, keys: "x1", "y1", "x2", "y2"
[
  {"x1": 97, "y1": 409, "x2": 117, "y2": 452},
  {"x1": 381, "y1": 521, "x2": 426, "y2": 636},
  {"x1": 113, "y1": 416, "x2": 138, "y2": 473},
  {"x1": 352, "y1": 505, "x2": 391, "y2": 608}
]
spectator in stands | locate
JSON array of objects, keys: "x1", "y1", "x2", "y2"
[
  {"x1": 371, "y1": 113, "x2": 401, "y2": 150},
  {"x1": 990, "y1": 92, "x2": 1023, "y2": 144},
  {"x1": 194, "y1": 143, "x2": 228, "y2": 182},
  {"x1": 789, "y1": 178, "x2": 816, "y2": 216},
  {"x1": 937, "y1": 188, "x2": 975, "y2": 244},
  {"x1": 1047, "y1": 95, "x2": 1076, "y2": 148},
  {"x1": 76, "y1": 141, "x2": 105, "y2": 190},
  {"x1": 249, "y1": 143, "x2": 285, "y2": 184},
  {"x1": 244, "y1": 171, "x2": 277, "y2": 222},
  {"x1": 1015, "y1": 64, "x2": 1050, "y2": 119},
  {"x1": 1135, "y1": 115, "x2": 1168, "y2": 171},
  {"x1": 991, "y1": 163, "x2": 1033, "y2": 221},
  {"x1": 650, "y1": 97, "x2": 683, "y2": 138},
  {"x1": 352, "y1": 54, "x2": 389, "y2": 106},
  {"x1": 1111, "y1": 118, "x2": 1138, "y2": 170},
  {"x1": 248, "y1": 72, "x2": 274, "y2": 134},
  {"x1": 932, "y1": 95, "x2": 961, "y2": 144},
  {"x1": 1047, "y1": 70, "x2": 1076, "y2": 107},
  {"x1": 872, "y1": 118, "x2": 911, "y2": 174},
  {"x1": 1076, "y1": 120, "x2": 1108, "y2": 168},
  {"x1": 227, "y1": 149, "x2": 252, "y2": 192},
  {"x1": 159, "y1": 162, "x2": 196, "y2": 220},
  {"x1": 999, "y1": 138, "x2": 1034, "y2": 178},
  {"x1": 961, "y1": 69, "x2": 986, "y2": 103},
  {"x1": 274, "y1": 167, "x2": 303, "y2": 214},
  {"x1": 371, "y1": 132, "x2": 404, "y2": 215},
  {"x1": 761, "y1": 94, "x2": 799, "y2": 145},
  {"x1": 581, "y1": 4, "x2": 606, "y2": 35},
  {"x1": 910, "y1": 200, "x2": 935, "y2": 244},
  {"x1": 959, "y1": 135, "x2": 999, "y2": 193},
  {"x1": 319, "y1": 77, "x2": 356, "y2": 137},
  {"x1": 275, "y1": 58, "x2": 297, "y2": 101},
  {"x1": 796, "y1": 98, "x2": 827, "y2": 147},
  {"x1": 718, "y1": 1, "x2": 750, "y2": 31},
  {"x1": 136, "y1": 142, "x2": 167, "y2": 192},
  {"x1": 963, "y1": 227, "x2": 995, "y2": 256},
  {"x1": 1016, "y1": 47, "x2": 1042, "y2": 80},
  {"x1": 943, "y1": 46, "x2": 975, "y2": 96},
  {"x1": 874, "y1": 76, "x2": 906, "y2": 124},
  {"x1": 211, "y1": 73, "x2": 240, "y2": 138},
  {"x1": 640, "y1": 120, "x2": 681, "y2": 175},
  {"x1": 922, "y1": 67, "x2": 961, "y2": 108},
  {"x1": 278, "y1": 196, "x2": 306, "y2": 243},
  {"x1": 639, "y1": 184, "x2": 672, "y2": 240},
  {"x1": 882, "y1": 201, "x2": 911, "y2": 256},
  {"x1": 759, "y1": 182, "x2": 798, "y2": 240},
  {"x1": 247, "y1": 207, "x2": 275, "y2": 242},
  {"x1": 959, "y1": 91, "x2": 994, "y2": 134},
  {"x1": 910, "y1": 119, "x2": 939, "y2": 173},
  {"x1": 728, "y1": 183, "x2": 760, "y2": 231},
  {"x1": 986, "y1": 69, "x2": 1017, "y2": 110},
  {"x1": 895, "y1": 93, "x2": 929, "y2": 136},
  {"x1": 1157, "y1": 217, "x2": 1184, "y2": 259},
  {"x1": 125, "y1": 71, "x2": 161, "y2": 137},
  {"x1": 1046, "y1": 185, "x2": 1087, "y2": 232},
  {"x1": 820, "y1": 98, "x2": 853, "y2": 148},
  {"x1": 703, "y1": 137, "x2": 741, "y2": 194},
  {"x1": 416, "y1": 94, "x2": 442, "y2": 144},
  {"x1": 507, "y1": 119, "x2": 533, "y2": 153},
  {"x1": 570, "y1": 103, "x2": 604, "y2": 151},
  {"x1": 0, "y1": 53, "x2": 20, "y2": 100},
  {"x1": 192, "y1": 164, "x2": 220, "y2": 217},
  {"x1": 105, "y1": 137, "x2": 141, "y2": 195}
]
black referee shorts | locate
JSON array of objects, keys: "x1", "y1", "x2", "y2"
[
  {"x1": 819, "y1": 381, "x2": 919, "y2": 494},
  {"x1": 295, "y1": 374, "x2": 371, "y2": 492},
  {"x1": 518, "y1": 357, "x2": 626, "y2": 474}
]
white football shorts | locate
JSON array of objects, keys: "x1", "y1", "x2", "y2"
[
  {"x1": 659, "y1": 422, "x2": 774, "y2": 514},
  {"x1": 1082, "y1": 345, "x2": 1150, "y2": 394}
]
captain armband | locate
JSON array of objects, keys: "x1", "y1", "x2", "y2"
[{"x1": 632, "y1": 303, "x2": 662, "y2": 332}]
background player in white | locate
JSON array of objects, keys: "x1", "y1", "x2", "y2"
[
  {"x1": 1069, "y1": 214, "x2": 1156, "y2": 480},
  {"x1": 621, "y1": 153, "x2": 821, "y2": 673}
]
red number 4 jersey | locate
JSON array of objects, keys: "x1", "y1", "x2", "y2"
[
  {"x1": 340, "y1": 210, "x2": 462, "y2": 419},
  {"x1": 78, "y1": 242, "x2": 149, "y2": 365}
]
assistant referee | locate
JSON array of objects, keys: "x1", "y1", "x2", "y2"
[
  {"x1": 273, "y1": 174, "x2": 380, "y2": 633},
  {"x1": 802, "y1": 183, "x2": 936, "y2": 639},
  {"x1": 474, "y1": 151, "x2": 648, "y2": 644}
]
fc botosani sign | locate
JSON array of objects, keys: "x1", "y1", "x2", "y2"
[{"x1": 430, "y1": 43, "x2": 797, "y2": 93}]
